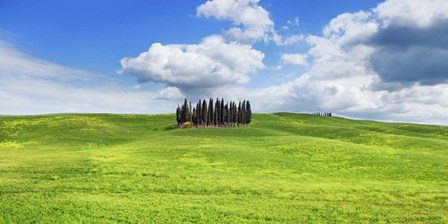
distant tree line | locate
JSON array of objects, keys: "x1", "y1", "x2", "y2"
[
  {"x1": 176, "y1": 98, "x2": 252, "y2": 128},
  {"x1": 312, "y1": 112, "x2": 332, "y2": 117}
]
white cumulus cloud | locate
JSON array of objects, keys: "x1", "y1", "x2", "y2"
[
  {"x1": 119, "y1": 35, "x2": 265, "y2": 94},
  {"x1": 197, "y1": 0, "x2": 274, "y2": 43}
]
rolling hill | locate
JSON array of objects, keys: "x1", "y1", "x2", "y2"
[{"x1": 1, "y1": 113, "x2": 447, "y2": 223}]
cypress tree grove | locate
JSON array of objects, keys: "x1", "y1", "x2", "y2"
[{"x1": 175, "y1": 98, "x2": 252, "y2": 128}]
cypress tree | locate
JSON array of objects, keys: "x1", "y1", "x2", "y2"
[
  {"x1": 224, "y1": 103, "x2": 229, "y2": 127},
  {"x1": 192, "y1": 108, "x2": 197, "y2": 126},
  {"x1": 208, "y1": 98, "x2": 213, "y2": 126},
  {"x1": 202, "y1": 99, "x2": 207, "y2": 127},
  {"x1": 189, "y1": 101, "x2": 192, "y2": 122},
  {"x1": 181, "y1": 98, "x2": 189, "y2": 124},
  {"x1": 215, "y1": 98, "x2": 220, "y2": 126},
  {"x1": 233, "y1": 102, "x2": 238, "y2": 126},
  {"x1": 196, "y1": 100, "x2": 201, "y2": 125},
  {"x1": 246, "y1": 101, "x2": 252, "y2": 124},
  {"x1": 237, "y1": 102, "x2": 241, "y2": 126},
  {"x1": 229, "y1": 102, "x2": 233, "y2": 126},
  {"x1": 242, "y1": 100, "x2": 246, "y2": 126},
  {"x1": 216, "y1": 98, "x2": 220, "y2": 126},
  {"x1": 233, "y1": 102, "x2": 236, "y2": 126},
  {"x1": 220, "y1": 98, "x2": 224, "y2": 126},
  {"x1": 176, "y1": 106, "x2": 181, "y2": 127}
]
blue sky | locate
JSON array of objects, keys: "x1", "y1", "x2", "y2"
[
  {"x1": 1, "y1": 0, "x2": 379, "y2": 82},
  {"x1": 1, "y1": 0, "x2": 447, "y2": 125}
]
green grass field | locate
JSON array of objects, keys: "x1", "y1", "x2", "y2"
[{"x1": 1, "y1": 113, "x2": 447, "y2": 223}]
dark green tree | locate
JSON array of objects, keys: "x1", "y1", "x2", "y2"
[
  {"x1": 237, "y1": 101, "x2": 242, "y2": 126},
  {"x1": 176, "y1": 106, "x2": 181, "y2": 127},
  {"x1": 197, "y1": 100, "x2": 202, "y2": 125},
  {"x1": 220, "y1": 98, "x2": 224, "y2": 126},
  {"x1": 234, "y1": 101, "x2": 238, "y2": 126},
  {"x1": 192, "y1": 108, "x2": 197, "y2": 126},
  {"x1": 189, "y1": 101, "x2": 192, "y2": 122},
  {"x1": 224, "y1": 103, "x2": 229, "y2": 127},
  {"x1": 229, "y1": 102, "x2": 233, "y2": 126},
  {"x1": 246, "y1": 101, "x2": 252, "y2": 124},
  {"x1": 242, "y1": 100, "x2": 246, "y2": 126},
  {"x1": 202, "y1": 99, "x2": 208, "y2": 127},
  {"x1": 215, "y1": 98, "x2": 220, "y2": 126},
  {"x1": 208, "y1": 98, "x2": 213, "y2": 126},
  {"x1": 180, "y1": 98, "x2": 189, "y2": 124}
]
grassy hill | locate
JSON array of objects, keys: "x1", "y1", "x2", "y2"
[{"x1": 1, "y1": 113, "x2": 447, "y2": 223}]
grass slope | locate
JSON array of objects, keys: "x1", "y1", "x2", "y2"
[{"x1": 0, "y1": 113, "x2": 447, "y2": 223}]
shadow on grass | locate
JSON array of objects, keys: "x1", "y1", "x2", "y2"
[{"x1": 163, "y1": 125, "x2": 177, "y2": 131}]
